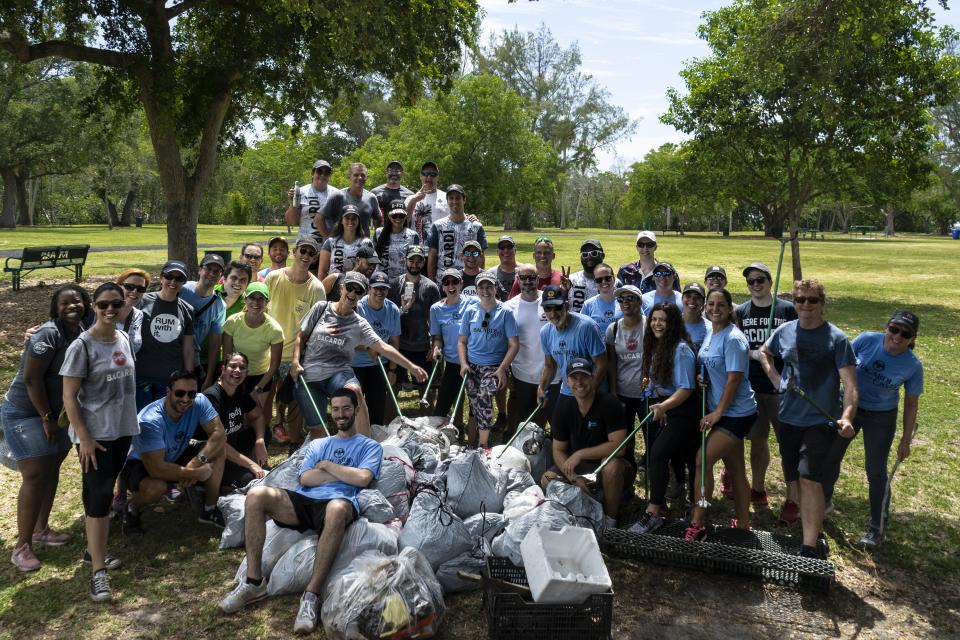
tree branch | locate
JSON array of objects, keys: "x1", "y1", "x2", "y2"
[{"x1": 0, "y1": 31, "x2": 137, "y2": 69}]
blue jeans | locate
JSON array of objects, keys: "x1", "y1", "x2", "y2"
[
  {"x1": 136, "y1": 383, "x2": 168, "y2": 411},
  {"x1": 1, "y1": 400, "x2": 71, "y2": 461},
  {"x1": 294, "y1": 371, "x2": 360, "y2": 431}
]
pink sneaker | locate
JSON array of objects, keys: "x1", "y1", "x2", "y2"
[
  {"x1": 11, "y1": 543, "x2": 41, "y2": 572},
  {"x1": 32, "y1": 528, "x2": 70, "y2": 546},
  {"x1": 684, "y1": 523, "x2": 707, "y2": 542}
]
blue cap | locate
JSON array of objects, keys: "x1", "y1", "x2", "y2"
[
  {"x1": 369, "y1": 271, "x2": 391, "y2": 288},
  {"x1": 541, "y1": 285, "x2": 566, "y2": 307}
]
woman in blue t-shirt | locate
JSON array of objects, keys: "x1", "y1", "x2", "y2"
[
  {"x1": 429, "y1": 268, "x2": 472, "y2": 424},
  {"x1": 628, "y1": 302, "x2": 699, "y2": 534},
  {"x1": 687, "y1": 288, "x2": 758, "y2": 541},
  {"x1": 823, "y1": 310, "x2": 924, "y2": 548}
]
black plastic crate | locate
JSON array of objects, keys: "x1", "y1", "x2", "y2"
[{"x1": 483, "y1": 557, "x2": 613, "y2": 640}]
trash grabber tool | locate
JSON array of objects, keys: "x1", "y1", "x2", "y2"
[
  {"x1": 418, "y1": 359, "x2": 441, "y2": 409},
  {"x1": 497, "y1": 391, "x2": 548, "y2": 459},
  {"x1": 378, "y1": 359, "x2": 407, "y2": 420},
  {"x1": 878, "y1": 422, "x2": 919, "y2": 539},
  {"x1": 296, "y1": 377, "x2": 331, "y2": 437},
  {"x1": 581, "y1": 410, "x2": 654, "y2": 485},
  {"x1": 785, "y1": 377, "x2": 839, "y2": 431},
  {"x1": 445, "y1": 373, "x2": 468, "y2": 424},
  {"x1": 766, "y1": 237, "x2": 789, "y2": 340},
  {"x1": 698, "y1": 365, "x2": 711, "y2": 508}
]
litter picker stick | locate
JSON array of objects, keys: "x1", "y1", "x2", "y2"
[
  {"x1": 378, "y1": 359, "x2": 406, "y2": 419},
  {"x1": 296, "y1": 377, "x2": 331, "y2": 437},
  {"x1": 496, "y1": 391, "x2": 548, "y2": 459},
  {"x1": 582, "y1": 411, "x2": 654, "y2": 484},
  {"x1": 878, "y1": 422, "x2": 919, "y2": 538},
  {"x1": 698, "y1": 366, "x2": 710, "y2": 508},
  {"x1": 418, "y1": 360, "x2": 441, "y2": 409},
  {"x1": 447, "y1": 374, "x2": 468, "y2": 423},
  {"x1": 766, "y1": 238, "x2": 789, "y2": 340},
  {"x1": 786, "y1": 378, "x2": 838, "y2": 430}
]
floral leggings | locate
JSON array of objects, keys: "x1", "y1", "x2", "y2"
[{"x1": 466, "y1": 363, "x2": 499, "y2": 431}]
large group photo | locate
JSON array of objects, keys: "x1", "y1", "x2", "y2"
[{"x1": 2, "y1": 1, "x2": 959, "y2": 639}]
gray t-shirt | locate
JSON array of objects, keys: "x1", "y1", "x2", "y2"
[
  {"x1": 495, "y1": 266, "x2": 516, "y2": 302},
  {"x1": 321, "y1": 189, "x2": 380, "y2": 237},
  {"x1": 605, "y1": 318, "x2": 646, "y2": 399},
  {"x1": 59, "y1": 331, "x2": 139, "y2": 442},
  {"x1": 3, "y1": 320, "x2": 79, "y2": 416},
  {"x1": 300, "y1": 302, "x2": 380, "y2": 382}
]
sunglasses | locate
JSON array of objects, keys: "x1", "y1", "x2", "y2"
[
  {"x1": 95, "y1": 300, "x2": 124, "y2": 310},
  {"x1": 389, "y1": 212, "x2": 407, "y2": 219},
  {"x1": 581, "y1": 250, "x2": 603, "y2": 259},
  {"x1": 498, "y1": 244, "x2": 515, "y2": 250},
  {"x1": 594, "y1": 275, "x2": 614, "y2": 284},
  {"x1": 481, "y1": 311, "x2": 491, "y2": 329},
  {"x1": 315, "y1": 169, "x2": 332, "y2": 176},
  {"x1": 652, "y1": 271, "x2": 673, "y2": 278},
  {"x1": 535, "y1": 236, "x2": 553, "y2": 245},
  {"x1": 441, "y1": 279, "x2": 461, "y2": 286},
  {"x1": 173, "y1": 389, "x2": 198, "y2": 399},
  {"x1": 463, "y1": 250, "x2": 481, "y2": 257},
  {"x1": 122, "y1": 283, "x2": 147, "y2": 293},
  {"x1": 162, "y1": 273, "x2": 187, "y2": 283},
  {"x1": 887, "y1": 325, "x2": 915, "y2": 340},
  {"x1": 518, "y1": 274, "x2": 537, "y2": 281},
  {"x1": 793, "y1": 296, "x2": 821, "y2": 305},
  {"x1": 420, "y1": 171, "x2": 438, "y2": 177},
  {"x1": 746, "y1": 277, "x2": 768, "y2": 286},
  {"x1": 243, "y1": 253, "x2": 263, "y2": 261},
  {"x1": 543, "y1": 306, "x2": 564, "y2": 315},
  {"x1": 345, "y1": 283, "x2": 366, "y2": 295},
  {"x1": 637, "y1": 242, "x2": 656, "y2": 249},
  {"x1": 298, "y1": 247, "x2": 318, "y2": 257},
  {"x1": 616, "y1": 296, "x2": 639, "y2": 304}
]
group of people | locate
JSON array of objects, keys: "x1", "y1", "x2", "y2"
[{"x1": 0, "y1": 157, "x2": 924, "y2": 632}]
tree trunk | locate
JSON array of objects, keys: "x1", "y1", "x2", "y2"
[
  {"x1": 26, "y1": 178, "x2": 39, "y2": 225},
  {"x1": 15, "y1": 172, "x2": 30, "y2": 226},
  {"x1": 119, "y1": 185, "x2": 138, "y2": 226},
  {"x1": 760, "y1": 204, "x2": 785, "y2": 238},
  {"x1": 884, "y1": 206, "x2": 896, "y2": 237},
  {"x1": 0, "y1": 166, "x2": 16, "y2": 228}
]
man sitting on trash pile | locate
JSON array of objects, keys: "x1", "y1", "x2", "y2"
[
  {"x1": 218, "y1": 387, "x2": 383, "y2": 635},
  {"x1": 540, "y1": 357, "x2": 634, "y2": 529}
]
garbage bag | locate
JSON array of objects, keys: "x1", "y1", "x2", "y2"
[
  {"x1": 321, "y1": 548, "x2": 445, "y2": 640},
  {"x1": 371, "y1": 422, "x2": 399, "y2": 443},
  {"x1": 509, "y1": 422, "x2": 552, "y2": 482},
  {"x1": 545, "y1": 480, "x2": 604, "y2": 530},
  {"x1": 503, "y1": 484, "x2": 545, "y2": 521},
  {"x1": 358, "y1": 489, "x2": 397, "y2": 524},
  {"x1": 217, "y1": 493, "x2": 246, "y2": 549},
  {"x1": 436, "y1": 550, "x2": 486, "y2": 594},
  {"x1": 488, "y1": 445, "x2": 531, "y2": 473},
  {"x1": 266, "y1": 534, "x2": 319, "y2": 596},
  {"x1": 464, "y1": 512, "x2": 506, "y2": 543},
  {"x1": 445, "y1": 450, "x2": 507, "y2": 519},
  {"x1": 398, "y1": 490, "x2": 472, "y2": 571},
  {"x1": 504, "y1": 468, "x2": 536, "y2": 494},
  {"x1": 372, "y1": 445, "x2": 415, "y2": 520},
  {"x1": 259, "y1": 445, "x2": 308, "y2": 491},
  {"x1": 491, "y1": 501, "x2": 576, "y2": 566},
  {"x1": 234, "y1": 521, "x2": 308, "y2": 583}
]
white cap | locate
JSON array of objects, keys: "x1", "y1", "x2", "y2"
[{"x1": 636, "y1": 230, "x2": 657, "y2": 244}]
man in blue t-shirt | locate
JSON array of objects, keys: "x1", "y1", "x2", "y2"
[
  {"x1": 181, "y1": 253, "x2": 228, "y2": 390},
  {"x1": 121, "y1": 370, "x2": 226, "y2": 532},
  {"x1": 760, "y1": 278, "x2": 857, "y2": 559},
  {"x1": 219, "y1": 388, "x2": 382, "y2": 634}
]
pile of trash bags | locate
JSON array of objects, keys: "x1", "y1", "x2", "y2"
[{"x1": 219, "y1": 418, "x2": 605, "y2": 638}]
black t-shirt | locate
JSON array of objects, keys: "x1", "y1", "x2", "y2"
[
  {"x1": 202, "y1": 383, "x2": 256, "y2": 449},
  {"x1": 735, "y1": 298, "x2": 798, "y2": 394},
  {"x1": 136, "y1": 293, "x2": 195, "y2": 384},
  {"x1": 371, "y1": 184, "x2": 414, "y2": 218},
  {"x1": 553, "y1": 393, "x2": 626, "y2": 457},
  {"x1": 387, "y1": 275, "x2": 441, "y2": 352}
]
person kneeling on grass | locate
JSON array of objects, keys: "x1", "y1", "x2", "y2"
[
  {"x1": 540, "y1": 358, "x2": 634, "y2": 529},
  {"x1": 119, "y1": 370, "x2": 227, "y2": 532},
  {"x1": 218, "y1": 387, "x2": 381, "y2": 634}
]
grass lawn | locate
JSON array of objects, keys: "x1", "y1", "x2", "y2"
[{"x1": 0, "y1": 227, "x2": 958, "y2": 639}]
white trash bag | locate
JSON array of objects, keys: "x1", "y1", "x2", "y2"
[
  {"x1": 372, "y1": 445, "x2": 415, "y2": 520},
  {"x1": 234, "y1": 521, "x2": 308, "y2": 583},
  {"x1": 545, "y1": 480, "x2": 604, "y2": 530},
  {"x1": 491, "y1": 500, "x2": 576, "y2": 566},
  {"x1": 358, "y1": 489, "x2": 397, "y2": 524}
]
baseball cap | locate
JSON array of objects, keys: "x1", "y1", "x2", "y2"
[
  {"x1": 683, "y1": 282, "x2": 706, "y2": 298},
  {"x1": 463, "y1": 240, "x2": 483, "y2": 253},
  {"x1": 439, "y1": 268, "x2": 463, "y2": 282},
  {"x1": 341, "y1": 204, "x2": 360, "y2": 218},
  {"x1": 705, "y1": 265, "x2": 726, "y2": 278},
  {"x1": 244, "y1": 282, "x2": 270, "y2": 299},
  {"x1": 888, "y1": 310, "x2": 920, "y2": 333},
  {"x1": 162, "y1": 260, "x2": 188, "y2": 277},
  {"x1": 312, "y1": 159, "x2": 332, "y2": 171},
  {"x1": 636, "y1": 230, "x2": 657, "y2": 244},
  {"x1": 421, "y1": 161, "x2": 438, "y2": 172},
  {"x1": 446, "y1": 184, "x2": 465, "y2": 196},
  {"x1": 200, "y1": 254, "x2": 225, "y2": 269},
  {"x1": 476, "y1": 270, "x2": 497, "y2": 286},
  {"x1": 614, "y1": 284, "x2": 642, "y2": 299},
  {"x1": 406, "y1": 244, "x2": 426, "y2": 258},
  {"x1": 386, "y1": 160, "x2": 403, "y2": 170},
  {"x1": 388, "y1": 199, "x2": 407, "y2": 215},
  {"x1": 296, "y1": 237, "x2": 320, "y2": 252},
  {"x1": 566, "y1": 357, "x2": 593, "y2": 377},
  {"x1": 541, "y1": 285, "x2": 566, "y2": 307},
  {"x1": 497, "y1": 235, "x2": 516, "y2": 247},
  {"x1": 742, "y1": 262, "x2": 772, "y2": 278},
  {"x1": 581, "y1": 239, "x2": 603, "y2": 250},
  {"x1": 652, "y1": 261, "x2": 675, "y2": 276},
  {"x1": 369, "y1": 272, "x2": 391, "y2": 288},
  {"x1": 342, "y1": 271, "x2": 369, "y2": 292},
  {"x1": 268, "y1": 236, "x2": 289, "y2": 249},
  {"x1": 355, "y1": 245, "x2": 381, "y2": 265}
]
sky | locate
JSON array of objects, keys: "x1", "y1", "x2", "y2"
[{"x1": 478, "y1": 0, "x2": 960, "y2": 171}]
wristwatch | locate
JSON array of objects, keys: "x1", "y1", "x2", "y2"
[
  {"x1": 253, "y1": 386, "x2": 266, "y2": 394},
  {"x1": 196, "y1": 452, "x2": 209, "y2": 464},
  {"x1": 41, "y1": 411, "x2": 55, "y2": 422}
]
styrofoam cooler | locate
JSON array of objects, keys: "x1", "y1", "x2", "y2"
[{"x1": 519, "y1": 524, "x2": 612, "y2": 604}]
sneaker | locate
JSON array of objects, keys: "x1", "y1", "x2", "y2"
[
  {"x1": 32, "y1": 528, "x2": 70, "y2": 546},
  {"x1": 163, "y1": 485, "x2": 182, "y2": 503},
  {"x1": 89, "y1": 569, "x2": 112, "y2": 602},
  {"x1": 293, "y1": 591, "x2": 319, "y2": 634},
  {"x1": 628, "y1": 511, "x2": 665, "y2": 535},
  {"x1": 198, "y1": 507, "x2": 226, "y2": 529},
  {"x1": 683, "y1": 523, "x2": 707, "y2": 542},
  {"x1": 122, "y1": 508, "x2": 144, "y2": 534},
  {"x1": 719, "y1": 468, "x2": 733, "y2": 498},
  {"x1": 83, "y1": 551, "x2": 123, "y2": 571},
  {"x1": 272, "y1": 424, "x2": 290, "y2": 443},
  {"x1": 858, "y1": 528, "x2": 883, "y2": 549},
  {"x1": 799, "y1": 544, "x2": 820, "y2": 559},
  {"x1": 10, "y1": 543, "x2": 40, "y2": 572},
  {"x1": 778, "y1": 500, "x2": 800, "y2": 524},
  {"x1": 823, "y1": 499, "x2": 834, "y2": 515},
  {"x1": 750, "y1": 489, "x2": 768, "y2": 506},
  {"x1": 218, "y1": 579, "x2": 269, "y2": 614},
  {"x1": 817, "y1": 532, "x2": 830, "y2": 558}
]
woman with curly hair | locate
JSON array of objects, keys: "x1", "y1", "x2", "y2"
[{"x1": 628, "y1": 301, "x2": 699, "y2": 534}]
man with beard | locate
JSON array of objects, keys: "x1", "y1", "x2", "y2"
[
  {"x1": 293, "y1": 272, "x2": 426, "y2": 437},
  {"x1": 426, "y1": 184, "x2": 487, "y2": 280},
  {"x1": 566, "y1": 239, "x2": 607, "y2": 313},
  {"x1": 218, "y1": 388, "x2": 383, "y2": 634},
  {"x1": 388, "y1": 245, "x2": 441, "y2": 398},
  {"x1": 371, "y1": 160, "x2": 413, "y2": 226},
  {"x1": 322, "y1": 244, "x2": 381, "y2": 302},
  {"x1": 459, "y1": 240, "x2": 484, "y2": 297},
  {"x1": 286, "y1": 159, "x2": 334, "y2": 247}
]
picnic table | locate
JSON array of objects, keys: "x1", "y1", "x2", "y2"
[
  {"x1": 799, "y1": 228, "x2": 824, "y2": 240},
  {"x1": 849, "y1": 225, "x2": 878, "y2": 238}
]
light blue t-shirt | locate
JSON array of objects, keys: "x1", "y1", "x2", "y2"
[
  {"x1": 180, "y1": 282, "x2": 226, "y2": 366},
  {"x1": 852, "y1": 332, "x2": 924, "y2": 411},
  {"x1": 459, "y1": 302, "x2": 518, "y2": 366},
  {"x1": 581, "y1": 295, "x2": 623, "y2": 338},
  {"x1": 650, "y1": 341, "x2": 698, "y2": 397},
  {"x1": 764, "y1": 320, "x2": 855, "y2": 427},
  {"x1": 698, "y1": 324, "x2": 756, "y2": 418},
  {"x1": 353, "y1": 297, "x2": 401, "y2": 367},
  {"x1": 129, "y1": 393, "x2": 219, "y2": 462},
  {"x1": 295, "y1": 433, "x2": 383, "y2": 511},
  {"x1": 641, "y1": 290, "x2": 683, "y2": 316},
  {"x1": 540, "y1": 312, "x2": 606, "y2": 396},
  {"x1": 685, "y1": 317, "x2": 710, "y2": 352},
  {"x1": 430, "y1": 298, "x2": 471, "y2": 364}
]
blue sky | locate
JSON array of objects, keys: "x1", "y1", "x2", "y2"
[{"x1": 478, "y1": 0, "x2": 960, "y2": 171}]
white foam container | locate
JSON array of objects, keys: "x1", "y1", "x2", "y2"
[{"x1": 519, "y1": 524, "x2": 612, "y2": 604}]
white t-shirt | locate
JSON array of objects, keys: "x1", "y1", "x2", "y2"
[
  {"x1": 503, "y1": 294, "x2": 560, "y2": 385},
  {"x1": 405, "y1": 190, "x2": 448, "y2": 242},
  {"x1": 296, "y1": 184, "x2": 334, "y2": 243}
]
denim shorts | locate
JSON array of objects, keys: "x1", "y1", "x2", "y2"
[
  {"x1": 1, "y1": 401, "x2": 71, "y2": 461},
  {"x1": 295, "y1": 370, "x2": 361, "y2": 430}
]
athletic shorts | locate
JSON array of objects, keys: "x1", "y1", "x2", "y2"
[
  {"x1": 778, "y1": 422, "x2": 839, "y2": 483},
  {"x1": 714, "y1": 413, "x2": 758, "y2": 441},
  {"x1": 275, "y1": 490, "x2": 358, "y2": 533},
  {"x1": 120, "y1": 431, "x2": 204, "y2": 491}
]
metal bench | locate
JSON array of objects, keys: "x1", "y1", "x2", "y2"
[{"x1": 4, "y1": 245, "x2": 91, "y2": 291}]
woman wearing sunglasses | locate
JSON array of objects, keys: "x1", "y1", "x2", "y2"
[
  {"x1": 60, "y1": 283, "x2": 139, "y2": 601},
  {"x1": 580, "y1": 263, "x2": 622, "y2": 337},
  {"x1": 115, "y1": 268, "x2": 149, "y2": 353},
  {"x1": 430, "y1": 268, "x2": 471, "y2": 422},
  {"x1": 822, "y1": 310, "x2": 923, "y2": 549},
  {"x1": 374, "y1": 201, "x2": 421, "y2": 278}
]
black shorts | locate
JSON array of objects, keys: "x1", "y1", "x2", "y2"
[
  {"x1": 395, "y1": 349, "x2": 429, "y2": 385},
  {"x1": 120, "y1": 432, "x2": 204, "y2": 492},
  {"x1": 275, "y1": 490, "x2": 358, "y2": 533},
  {"x1": 778, "y1": 422, "x2": 838, "y2": 482},
  {"x1": 714, "y1": 413, "x2": 758, "y2": 441}
]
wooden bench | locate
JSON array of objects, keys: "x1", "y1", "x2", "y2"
[{"x1": 4, "y1": 245, "x2": 91, "y2": 291}]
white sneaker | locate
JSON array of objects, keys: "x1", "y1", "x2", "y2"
[
  {"x1": 293, "y1": 591, "x2": 319, "y2": 634},
  {"x1": 218, "y1": 578, "x2": 268, "y2": 614}
]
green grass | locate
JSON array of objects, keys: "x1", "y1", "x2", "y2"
[{"x1": 1, "y1": 226, "x2": 958, "y2": 638}]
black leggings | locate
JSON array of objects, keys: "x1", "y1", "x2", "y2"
[
  {"x1": 353, "y1": 364, "x2": 389, "y2": 426},
  {"x1": 434, "y1": 361, "x2": 464, "y2": 418},
  {"x1": 81, "y1": 436, "x2": 132, "y2": 518},
  {"x1": 647, "y1": 398, "x2": 700, "y2": 506}
]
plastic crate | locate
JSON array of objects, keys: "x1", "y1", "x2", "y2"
[
  {"x1": 520, "y1": 525, "x2": 612, "y2": 603},
  {"x1": 483, "y1": 556, "x2": 613, "y2": 640}
]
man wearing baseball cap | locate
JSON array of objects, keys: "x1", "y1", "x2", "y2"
[
  {"x1": 319, "y1": 162, "x2": 381, "y2": 240},
  {"x1": 494, "y1": 235, "x2": 518, "y2": 301},
  {"x1": 640, "y1": 262, "x2": 684, "y2": 316},
  {"x1": 258, "y1": 236, "x2": 289, "y2": 280},
  {"x1": 540, "y1": 357, "x2": 632, "y2": 529},
  {"x1": 352, "y1": 271, "x2": 403, "y2": 427},
  {"x1": 371, "y1": 160, "x2": 413, "y2": 224},
  {"x1": 182, "y1": 253, "x2": 228, "y2": 390},
  {"x1": 285, "y1": 159, "x2": 333, "y2": 245},
  {"x1": 459, "y1": 239, "x2": 485, "y2": 297},
  {"x1": 704, "y1": 265, "x2": 727, "y2": 290},
  {"x1": 426, "y1": 183, "x2": 487, "y2": 280},
  {"x1": 405, "y1": 161, "x2": 449, "y2": 242},
  {"x1": 321, "y1": 244, "x2": 381, "y2": 303},
  {"x1": 567, "y1": 239, "x2": 607, "y2": 313},
  {"x1": 616, "y1": 230, "x2": 680, "y2": 294}
]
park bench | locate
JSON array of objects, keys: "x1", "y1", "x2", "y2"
[
  {"x1": 4, "y1": 245, "x2": 91, "y2": 291},
  {"x1": 799, "y1": 228, "x2": 825, "y2": 240},
  {"x1": 660, "y1": 227, "x2": 685, "y2": 237},
  {"x1": 849, "y1": 225, "x2": 878, "y2": 238}
]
